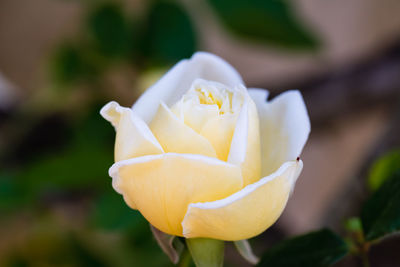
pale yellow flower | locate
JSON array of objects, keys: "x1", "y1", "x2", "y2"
[{"x1": 100, "y1": 52, "x2": 310, "y2": 241}]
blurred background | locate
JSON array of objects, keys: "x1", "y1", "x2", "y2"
[{"x1": 1, "y1": 0, "x2": 400, "y2": 266}]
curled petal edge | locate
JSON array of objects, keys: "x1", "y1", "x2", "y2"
[
  {"x1": 100, "y1": 101, "x2": 164, "y2": 162},
  {"x1": 182, "y1": 160, "x2": 303, "y2": 241}
]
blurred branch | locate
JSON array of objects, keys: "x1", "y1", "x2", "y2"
[
  {"x1": 273, "y1": 39, "x2": 400, "y2": 125},
  {"x1": 324, "y1": 102, "x2": 400, "y2": 229},
  {"x1": 308, "y1": 40, "x2": 400, "y2": 234}
]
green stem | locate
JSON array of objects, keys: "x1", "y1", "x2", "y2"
[
  {"x1": 359, "y1": 243, "x2": 371, "y2": 267},
  {"x1": 186, "y1": 238, "x2": 224, "y2": 267},
  {"x1": 178, "y1": 248, "x2": 192, "y2": 267}
]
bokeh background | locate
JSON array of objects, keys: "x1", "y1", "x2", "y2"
[{"x1": 1, "y1": 0, "x2": 400, "y2": 266}]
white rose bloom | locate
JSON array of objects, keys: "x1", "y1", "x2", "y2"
[{"x1": 100, "y1": 52, "x2": 310, "y2": 241}]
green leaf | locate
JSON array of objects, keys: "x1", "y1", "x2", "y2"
[
  {"x1": 361, "y1": 170, "x2": 400, "y2": 241},
  {"x1": 143, "y1": 1, "x2": 196, "y2": 65},
  {"x1": 207, "y1": 0, "x2": 319, "y2": 49},
  {"x1": 368, "y1": 150, "x2": 400, "y2": 191},
  {"x1": 87, "y1": 2, "x2": 133, "y2": 58},
  {"x1": 257, "y1": 229, "x2": 348, "y2": 267},
  {"x1": 186, "y1": 238, "x2": 224, "y2": 267}
]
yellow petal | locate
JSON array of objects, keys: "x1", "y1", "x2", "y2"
[
  {"x1": 171, "y1": 97, "x2": 220, "y2": 133},
  {"x1": 109, "y1": 153, "x2": 243, "y2": 236},
  {"x1": 101, "y1": 101, "x2": 164, "y2": 210},
  {"x1": 200, "y1": 114, "x2": 236, "y2": 161},
  {"x1": 100, "y1": 101, "x2": 164, "y2": 162},
  {"x1": 150, "y1": 102, "x2": 217, "y2": 158},
  {"x1": 182, "y1": 160, "x2": 303, "y2": 241},
  {"x1": 228, "y1": 93, "x2": 261, "y2": 185}
]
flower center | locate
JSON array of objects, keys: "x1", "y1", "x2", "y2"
[
  {"x1": 194, "y1": 87, "x2": 233, "y2": 115},
  {"x1": 169, "y1": 79, "x2": 245, "y2": 161}
]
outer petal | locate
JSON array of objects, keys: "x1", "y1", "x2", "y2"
[
  {"x1": 247, "y1": 88, "x2": 269, "y2": 107},
  {"x1": 100, "y1": 101, "x2": 164, "y2": 162},
  {"x1": 109, "y1": 153, "x2": 243, "y2": 236},
  {"x1": 133, "y1": 52, "x2": 243, "y2": 123},
  {"x1": 150, "y1": 102, "x2": 217, "y2": 158},
  {"x1": 249, "y1": 89, "x2": 310, "y2": 176},
  {"x1": 228, "y1": 90, "x2": 261, "y2": 185},
  {"x1": 182, "y1": 160, "x2": 303, "y2": 241},
  {"x1": 101, "y1": 101, "x2": 164, "y2": 210}
]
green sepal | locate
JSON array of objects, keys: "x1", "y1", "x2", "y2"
[
  {"x1": 234, "y1": 239, "x2": 259, "y2": 265},
  {"x1": 150, "y1": 225, "x2": 184, "y2": 264},
  {"x1": 186, "y1": 238, "x2": 224, "y2": 267}
]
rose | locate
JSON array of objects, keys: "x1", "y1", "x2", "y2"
[{"x1": 100, "y1": 52, "x2": 310, "y2": 241}]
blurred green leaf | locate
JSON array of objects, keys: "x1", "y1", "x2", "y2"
[
  {"x1": 257, "y1": 229, "x2": 348, "y2": 267},
  {"x1": 0, "y1": 107, "x2": 115, "y2": 213},
  {"x1": 87, "y1": 2, "x2": 133, "y2": 58},
  {"x1": 368, "y1": 150, "x2": 400, "y2": 191},
  {"x1": 143, "y1": 1, "x2": 196, "y2": 65},
  {"x1": 208, "y1": 0, "x2": 319, "y2": 49},
  {"x1": 0, "y1": 173, "x2": 27, "y2": 214},
  {"x1": 19, "y1": 112, "x2": 114, "y2": 193},
  {"x1": 91, "y1": 190, "x2": 143, "y2": 231},
  {"x1": 19, "y1": 142, "x2": 111, "y2": 192},
  {"x1": 361, "y1": 169, "x2": 400, "y2": 241},
  {"x1": 51, "y1": 43, "x2": 100, "y2": 86},
  {"x1": 344, "y1": 217, "x2": 362, "y2": 233}
]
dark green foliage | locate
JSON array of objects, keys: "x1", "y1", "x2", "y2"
[
  {"x1": 87, "y1": 2, "x2": 133, "y2": 58},
  {"x1": 0, "y1": 106, "x2": 174, "y2": 266},
  {"x1": 143, "y1": 1, "x2": 196, "y2": 65},
  {"x1": 257, "y1": 229, "x2": 348, "y2": 267},
  {"x1": 0, "y1": 173, "x2": 25, "y2": 214},
  {"x1": 20, "y1": 110, "x2": 113, "y2": 191},
  {"x1": 0, "y1": 108, "x2": 114, "y2": 213},
  {"x1": 208, "y1": 0, "x2": 319, "y2": 49},
  {"x1": 51, "y1": 44, "x2": 100, "y2": 85},
  {"x1": 91, "y1": 190, "x2": 143, "y2": 231},
  {"x1": 361, "y1": 170, "x2": 400, "y2": 241}
]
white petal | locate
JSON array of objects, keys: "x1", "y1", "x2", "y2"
[
  {"x1": 227, "y1": 96, "x2": 248, "y2": 165},
  {"x1": 250, "y1": 90, "x2": 310, "y2": 176},
  {"x1": 248, "y1": 88, "x2": 269, "y2": 107},
  {"x1": 228, "y1": 89, "x2": 261, "y2": 185},
  {"x1": 132, "y1": 52, "x2": 243, "y2": 123}
]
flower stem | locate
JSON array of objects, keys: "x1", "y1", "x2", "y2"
[
  {"x1": 359, "y1": 242, "x2": 371, "y2": 267},
  {"x1": 178, "y1": 248, "x2": 192, "y2": 267}
]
